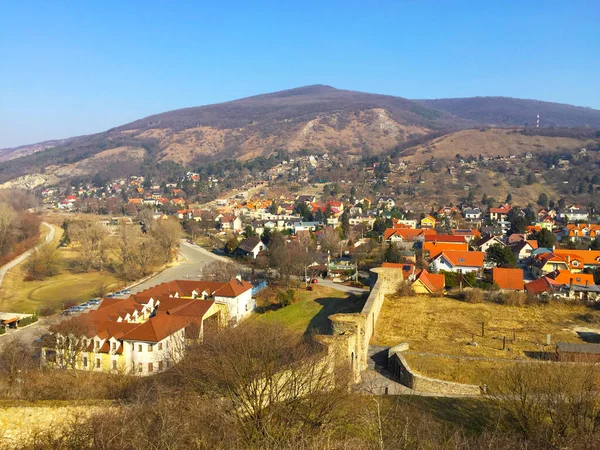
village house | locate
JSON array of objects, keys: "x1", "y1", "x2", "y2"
[
  {"x1": 219, "y1": 215, "x2": 243, "y2": 232},
  {"x1": 463, "y1": 207, "x2": 482, "y2": 221},
  {"x1": 489, "y1": 204, "x2": 511, "y2": 222},
  {"x1": 510, "y1": 239, "x2": 539, "y2": 262},
  {"x1": 558, "y1": 205, "x2": 589, "y2": 222},
  {"x1": 420, "y1": 215, "x2": 437, "y2": 228},
  {"x1": 492, "y1": 267, "x2": 524, "y2": 291},
  {"x1": 430, "y1": 251, "x2": 485, "y2": 275},
  {"x1": 474, "y1": 235, "x2": 505, "y2": 253},
  {"x1": 235, "y1": 236, "x2": 267, "y2": 259}
]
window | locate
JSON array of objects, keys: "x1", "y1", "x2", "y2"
[
  {"x1": 94, "y1": 341, "x2": 99, "y2": 350},
  {"x1": 138, "y1": 344, "x2": 142, "y2": 352},
  {"x1": 83, "y1": 356, "x2": 88, "y2": 368},
  {"x1": 96, "y1": 359, "x2": 101, "y2": 369},
  {"x1": 111, "y1": 342, "x2": 116, "y2": 351},
  {"x1": 148, "y1": 363, "x2": 153, "y2": 373},
  {"x1": 148, "y1": 344, "x2": 153, "y2": 352},
  {"x1": 112, "y1": 360, "x2": 117, "y2": 370},
  {"x1": 158, "y1": 361, "x2": 164, "y2": 371},
  {"x1": 138, "y1": 363, "x2": 143, "y2": 373},
  {"x1": 158, "y1": 343, "x2": 163, "y2": 351}
]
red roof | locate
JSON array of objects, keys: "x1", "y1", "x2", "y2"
[
  {"x1": 492, "y1": 268, "x2": 524, "y2": 291},
  {"x1": 424, "y1": 235, "x2": 467, "y2": 244},
  {"x1": 414, "y1": 269, "x2": 445, "y2": 293},
  {"x1": 432, "y1": 251, "x2": 484, "y2": 268}
]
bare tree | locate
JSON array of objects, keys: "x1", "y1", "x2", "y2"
[
  {"x1": 269, "y1": 239, "x2": 312, "y2": 288},
  {"x1": 0, "y1": 339, "x2": 35, "y2": 395},
  {"x1": 0, "y1": 203, "x2": 16, "y2": 255},
  {"x1": 70, "y1": 221, "x2": 111, "y2": 271},
  {"x1": 200, "y1": 260, "x2": 240, "y2": 282},
  {"x1": 149, "y1": 218, "x2": 182, "y2": 263},
  {"x1": 489, "y1": 362, "x2": 600, "y2": 447},
  {"x1": 174, "y1": 322, "x2": 351, "y2": 444},
  {"x1": 320, "y1": 226, "x2": 343, "y2": 257},
  {"x1": 47, "y1": 316, "x2": 94, "y2": 370},
  {"x1": 24, "y1": 242, "x2": 62, "y2": 280}
]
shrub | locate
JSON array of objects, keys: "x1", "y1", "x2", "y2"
[
  {"x1": 578, "y1": 311, "x2": 600, "y2": 324},
  {"x1": 462, "y1": 288, "x2": 485, "y2": 303},
  {"x1": 396, "y1": 282, "x2": 415, "y2": 297},
  {"x1": 493, "y1": 291, "x2": 526, "y2": 306},
  {"x1": 0, "y1": 327, "x2": 5, "y2": 335},
  {"x1": 276, "y1": 289, "x2": 296, "y2": 307},
  {"x1": 23, "y1": 243, "x2": 62, "y2": 281},
  {"x1": 18, "y1": 315, "x2": 38, "y2": 327}
]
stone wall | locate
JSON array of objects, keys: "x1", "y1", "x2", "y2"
[
  {"x1": 328, "y1": 267, "x2": 404, "y2": 382},
  {"x1": 388, "y1": 344, "x2": 481, "y2": 396}
]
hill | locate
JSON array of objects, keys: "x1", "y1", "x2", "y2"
[
  {"x1": 1, "y1": 85, "x2": 599, "y2": 186},
  {"x1": 417, "y1": 96, "x2": 600, "y2": 128}
]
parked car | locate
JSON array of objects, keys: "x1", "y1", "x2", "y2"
[
  {"x1": 121, "y1": 289, "x2": 131, "y2": 294},
  {"x1": 106, "y1": 294, "x2": 115, "y2": 298},
  {"x1": 80, "y1": 303, "x2": 93, "y2": 309},
  {"x1": 68, "y1": 306, "x2": 85, "y2": 313},
  {"x1": 311, "y1": 278, "x2": 319, "y2": 284},
  {"x1": 87, "y1": 299, "x2": 101, "y2": 305}
]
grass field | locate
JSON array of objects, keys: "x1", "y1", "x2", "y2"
[
  {"x1": 0, "y1": 222, "x2": 123, "y2": 315},
  {"x1": 372, "y1": 294, "x2": 596, "y2": 385},
  {"x1": 254, "y1": 285, "x2": 366, "y2": 334}
]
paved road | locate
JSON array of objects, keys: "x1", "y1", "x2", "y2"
[
  {"x1": 130, "y1": 240, "x2": 225, "y2": 293},
  {"x1": 319, "y1": 279, "x2": 369, "y2": 295},
  {"x1": 0, "y1": 222, "x2": 55, "y2": 287}
]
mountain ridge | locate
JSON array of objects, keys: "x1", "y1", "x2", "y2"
[{"x1": 1, "y1": 85, "x2": 599, "y2": 186}]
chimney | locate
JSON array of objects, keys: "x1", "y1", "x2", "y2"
[{"x1": 235, "y1": 275, "x2": 242, "y2": 282}]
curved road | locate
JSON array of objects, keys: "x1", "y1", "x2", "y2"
[
  {"x1": 0, "y1": 222, "x2": 55, "y2": 288},
  {"x1": 129, "y1": 240, "x2": 226, "y2": 294}
]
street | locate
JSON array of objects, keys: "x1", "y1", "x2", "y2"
[{"x1": 129, "y1": 240, "x2": 225, "y2": 293}]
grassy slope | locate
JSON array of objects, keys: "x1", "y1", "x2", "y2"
[
  {"x1": 372, "y1": 295, "x2": 594, "y2": 385},
  {"x1": 254, "y1": 285, "x2": 365, "y2": 334}
]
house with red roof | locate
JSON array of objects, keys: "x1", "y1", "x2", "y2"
[
  {"x1": 492, "y1": 268, "x2": 524, "y2": 291},
  {"x1": 42, "y1": 278, "x2": 254, "y2": 376},
  {"x1": 430, "y1": 251, "x2": 485, "y2": 275}
]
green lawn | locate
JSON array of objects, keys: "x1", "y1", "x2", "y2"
[
  {"x1": 0, "y1": 271, "x2": 123, "y2": 315},
  {"x1": 255, "y1": 286, "x2": 366, "y2": 334}
]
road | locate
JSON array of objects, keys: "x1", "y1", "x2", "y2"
[
  {"x1": 318, "y1": 279, "x2": 369, "y2": 295},
  {"x1": 130, "y1": 240, "x2": 225, "y2": 293},
  {"x1": 0, "y1": 222, "x2": 55, "y2": 287}
]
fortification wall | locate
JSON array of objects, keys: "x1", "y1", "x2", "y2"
[
  {"x1": 388, "y1": 345, "x2": 481, "y2": 396},
  {"x1": 328, "y1": 267, "x2": 404, "y2": 382}
]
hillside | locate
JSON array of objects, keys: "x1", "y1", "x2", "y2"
[
  {"x1": 403, "y1": 128, "x2": 597, "y2": 163},
  {"x1": 418, "y1": 96, "x2": 600, "y2": 128},
  {"x1": 1, "y1": 85, "x2": 599, "y2": 186}
]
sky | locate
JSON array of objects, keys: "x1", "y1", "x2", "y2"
[{"x1": 1, "y1": 0, "x2": 598, "y2": 148}]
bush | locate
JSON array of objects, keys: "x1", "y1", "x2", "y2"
[
  {"x1": 18, "y1": 315, "x2": 38, "y2": 327},
  {"x1": 492, "y1": 291, "x2": 527, "y2": 306},
  {"x1": 276, "y1": 289, "x2": 296, "y2": 307},
  {"x1": 462, "y1": 288, "x2": 485, "y2": 303},
  {"x1": 396, "y1": 282, "x2": 416, "y2": 297},
  {"x1": 0, "y1": 327, "x2": 5, "y2": 335},
  {"x1": 23, "y1": 243, "x2": 62, "y2": 281}
]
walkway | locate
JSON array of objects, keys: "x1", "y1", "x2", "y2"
[{"x1": 0, "y1": 222, "x2": 55, "y2": 288}]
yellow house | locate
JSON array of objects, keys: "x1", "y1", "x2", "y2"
[
  {"x1": 411, "y1": 269, "x2": 445, "y2": 294},
  {"x1": 420, "y1": 215, "x2": 437, "y2": 228}
]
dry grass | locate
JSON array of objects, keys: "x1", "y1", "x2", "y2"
[
  {"x1": 373, "y1": 294, "x2": 600, "y2": 386},
  {"x1": 373, "y1": 295, "x2": 591, "y2": 360}
]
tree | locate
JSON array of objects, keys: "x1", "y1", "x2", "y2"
[
  {"x1": 269, "y1": 240, "x2": 310, "y2": 288},
  {"x1": 24, "y1": 243, "x2": 62, "y2": 280},
  {"x1": 149, "y1": 218, "x2": 182, "y2": 263},
  {"x1": 506, "y1": 193, "x2": 512, "y2": 203},
  {"x1": 384, "y1": 243, "x2": 403, "y2": 263},
  {"x1": 537, "y1": 193, "x2": 549, "y2": 208},
  {"x1": 47, "y1": 316, "x2": 94, "y2": 369},
  {"x1": 200, "y1": 260, "x2": 241, "y2": 282},
  {"x1": 320, "y1": 227, "x2": 342, "y2": 256},
  {"x1": 0, "y1": 203, "x2": 16, "y2": 256},
  {"x1": 532, "y1": 228, "x2": 556, "y2": 249},
  {"x1": 526, "y1": 172, "x2": 536, "y2": 185},
  {"x1": 174, "y1": 322, "x2": 350, "y2": 443},
  {"x1": 113, "y1": 224, "x2": 161, "y2": 281},
  {"x1": 486, "y1": 244, "x2": 517, "y2": 267},
  {"x1": 0, "y1": 339, "x2": 34, "y2": 393},
  {"x1": 70, "y1": 222, "x2": 111, "y2": 271},
  {"x1": 225, "y1": 235, "x2": 239, "y2": 255}
]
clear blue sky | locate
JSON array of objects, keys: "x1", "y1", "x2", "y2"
[{"x1": 1, "y1": 1, "x2": 598, "y2": 148}]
